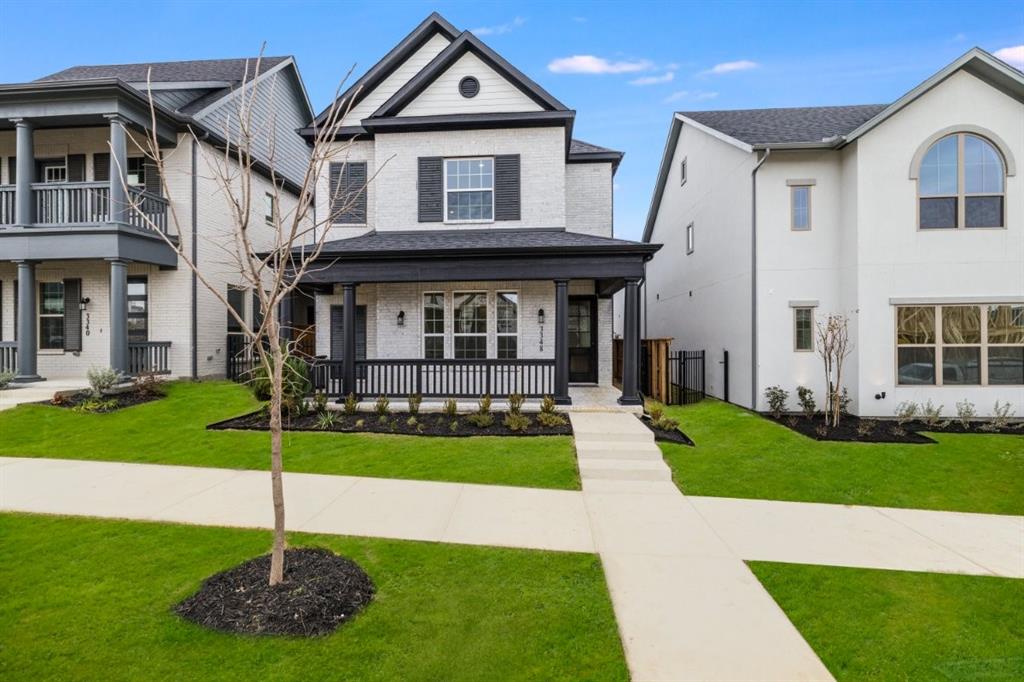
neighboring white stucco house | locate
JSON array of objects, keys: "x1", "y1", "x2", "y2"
[
  {"x1": 635, "y1": 48, "x2": 1024, "y2": 417},
  {"x1": 0, "y1": 56, "x2": 311, "y2": 381}
]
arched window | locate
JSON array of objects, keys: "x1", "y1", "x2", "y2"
[{"x1": 918, "y1": 133, "x2": 1005, "y2": 229}]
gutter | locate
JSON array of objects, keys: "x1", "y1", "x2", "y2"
[
  {"x1": 190, "y1": 135, "x2": 199, "y2": 379},
  {"x1": 750, "y1": 148, "x2": 770, "y2": 410}
]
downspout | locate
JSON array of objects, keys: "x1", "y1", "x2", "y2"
[
  {"x1": 750, "y1": 148, "x2": 770, "y2": 410},
  {"x1": 190, "y1": 134, "x2": 200, "y2": 379}
]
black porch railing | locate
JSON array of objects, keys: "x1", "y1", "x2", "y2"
[
  {"x1": 226, "y1": 334, "x2": 257, "y2": 381},
  {"x1": 311, "y1": 358, "x2": 556, "y2": 399},
  {"x1": 0, "y1": 341, "x2": 16, "y2": 374},
  {"x1": 128, "y1": 341, "x2": 171, "y2": 375}
]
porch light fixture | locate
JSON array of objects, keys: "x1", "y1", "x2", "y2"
[
  {"x1": 79, "y1": 296, "x2": 91, "y2": 311},
  {"x1": 397, "y1": 310, "x2": 405, "y2": 327},
  {"x1": 537, "y1": 308, "x2": 545, "y2": 325}
]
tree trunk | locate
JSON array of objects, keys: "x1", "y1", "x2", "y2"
[{"x1": 268, "y1": 343, "x2": 287, "y2": 586}]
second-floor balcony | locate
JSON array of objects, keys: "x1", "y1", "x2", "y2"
[{"x1": 0, "y1": 181, "x2": 168, "y2": 233}]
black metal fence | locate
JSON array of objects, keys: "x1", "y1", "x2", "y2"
[
  {"x1": 226, "y1": 335, "x2": 256, "y2": 382},
  {"x1": 669, "y1": 350, "x2": 706, "y2": 405}
]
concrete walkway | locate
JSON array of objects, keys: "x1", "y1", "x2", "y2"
[{"x1": 0, "y1": 378, "x2": 90, "y2": 411}]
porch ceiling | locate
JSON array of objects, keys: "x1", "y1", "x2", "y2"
[{"x1": 292, "y1": 228, "x2": 661, "y2": 290}]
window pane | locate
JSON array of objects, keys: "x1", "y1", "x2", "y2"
[
  {"x1": 919, "y1": 197, "x2": 957, "y2": 228},
  {"x1": 39, "y1": 283, "x2": 64, "y2": 315},
  {"x1": 964, "y1": 135, "x2": 1003, "y2": 194},
  {"x1": 794, "y1": 308, "x2": 813, "y2": 350},
  {"x1": 227, "y1": 287, "x2": 245, "y2": 332},
  {"x1": 792, "y1": 187, "x2": 809, "y2": 230},
  {"x1": 965, "y1": 196, "x2": 1003, "y2": 228},
  {"x1": 497, "y1": 335, "x2": 517, "y2": 359},
  {"x1": 919, "y1": 135, "x2": 958, "y2": 196},
  {"x1": 128, "y1": 299, "x2": 147, "y2": 314},
  {"x1": 988, "y1": 347, "x2": 1024, "y2": 385},
  {"x1": 424, "y1": 336, "x2": 444, "y2": 360},
  {"x1": 897, "y1": 347, "x2": 935, "y2": 385},
  {"x1": 423, "y1": 293, "x2": 444, "y2": 335},
  {"x1": 127, "y1": 280, "x2": 146, "y2": 297},
  {"x1": 897, "y1": 307, "x2": 935, "y2": 344},
  {"x1": 454, "y1": 335, "x2": 487, "y2": 359},
  {"x1": 942, "y1": 347, "x2": 980, "y2": 385},
  {"x1": 942, "y1": 306, "x2": 981, "y2": 344},
  {"x1": 988, "y1": 305, "x2": 1024, "y2": 344},
  {"x1": 40, "y1": 317, "x2": 64, "y2": 350},
  {"x1": 454, "y1": 293, "x2": 487, "y2": 334},
  {"x1": 127, "y1": 316, "x2": 148, "y2": 343},
  {"x1": 497, "y1": 292, "x2": 517, "y2": 333}
]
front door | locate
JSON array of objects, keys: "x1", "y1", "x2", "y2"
[{"x1": 568, "y1": 296, "x2": 597, "y2": 383}]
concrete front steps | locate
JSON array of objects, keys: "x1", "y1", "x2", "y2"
[{"x1": 572, "y1": 412, "x2": 674, "y2": 486}]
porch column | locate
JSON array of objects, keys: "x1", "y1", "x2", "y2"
[
  {"x1": 108, "y1": 258, "x2": 129, "y2": 374},
  {"x1": 13, "y1": 119, "x2": 34, "y2": 227},
  {"x1": 619, "y1": 277, "x2": 642, "y2": 405},
  {"x1": 107, "y1": 115, "x2": 129, "y2": 224},
  {"x1": 342, "y1": 283, "x2": 357, "y2": 397},
  {"x1": 13, "y1": 260, "x2": 42, "y2": 382},
  {"x1": 553, "y1": 279, "x2": 571, "y2": 405}
]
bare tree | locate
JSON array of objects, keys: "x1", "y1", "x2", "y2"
[
  {"x1": 816, "y1": 313, "x2": 853, "y2": 427},
  {"x1": 121, "y1": 52, "x2": 380, "y2": 585}
]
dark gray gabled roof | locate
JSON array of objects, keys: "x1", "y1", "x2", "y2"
[
  {"x1": 315, "y1": 228, "x2": 659, "y2": 258},
  {"x1": 680, "y1": 104, "x2": 888, "y2": 146},
  {"x1": 37, "y1": 56, "x2": 290, "y2": 85},
  {"x1": 568, "y1": 138, "x2": 624, "y2": 170}
]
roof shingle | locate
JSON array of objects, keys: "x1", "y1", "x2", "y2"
[
  {"x1": 680, "y1": 104, "x2": 888, "y2": 145},
  {"x1": 37, "y1": 56, "x2": 289, "y2": 85}
]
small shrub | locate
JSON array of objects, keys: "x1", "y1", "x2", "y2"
[
  {"x1": 537, "y1": 411, "x2": 568, "y2": 428},
  {"x1": 894, "y1": 401, "x2": 919, "y2": 426},
  {"x1": 407, "y1": 393, "x2": 422, "y2": 416},
  {"x1": 980, "y1": 401, "x2": 1015, "y2": 432},
  {"x1": 315, "y1": 411, "x2": 337, "y2": 430},
  {"x1": 406, "y1": 416, "x2": 418, "y2": 428},
  {"x1": 467, "y1": 412, "x2": 495, "y2": 428},
  {"x1": 891, "y1": 425, "x2": 907, "y2": 437},
  {"x1": 540, "y1": 395, "x2": 557, "y2": 415},
  {"x1": 478, "y1": 394, "x2": 492, "y2": 415},
  {"x1": 50, "y1": 392, "x2": 71, "y2": 406},
  {"x1": 764, "y1": 386, "x2": 789, "y2": 419},
  {"x1": 449, "y1": 419, "x2": 459, "y2": 432},
  {"x1": 856, "y1": 419, "x2": 876, "y2": 438},
  {"x1": 786, "y1": 416, "x2": 799, "y2": 428},
  {"x1": 647, "y1": 404, "x2": 665, "y2": 422},
  {"x1": 354, "y1": 418, "x2": 365, "y2": 429},
  {"x1": 249, "y1": 353, "x2": 310, "y2": 406},
  {"x1": 503, "y1": 412, "x2": 531, "y2": 432},
  {"x1": 374, "y1": 395, "x2": 390, "y2": 417},
  {"x1": 796, "y1": 386, "x2": 816, "y2": 420},
  {"x1": 377, "y1": 415, "x2": 390, "y2": 426},
  {"x1": 87, "y1": 366, "x2": 124, "y2": 398},
  {"x1": 442, "y1": 398, "x2": 458, "y2": 417},
  {"x1": 131, "y1": 372, "x2": 166, "y2": 399},
  {"x1": 955, "y1": 399, "x2": 976, "y2": 430},
  {"x1": 290, "y1": 399, "x2": 310, "y2": 418},
  {"x1": 312, "y1": 390, "x2": 329, "y2": 415},
  {"x1": 0, "y1": 370, "x2": 13, "y2": 390},
  {"x1": 507, "y1": 393, "x2": 526, "y2": 416},
  {"x1": 814, "y1": 423, "x2": 829, "y2": 438},
  {"x1": 343, "y1": 393, "x2": 359, "y2": 415},
  {"x1": 651, "y1": 413, "x2": 680, "y2": 432},
  {"x1": 920, "y1": 400, "x2": 946, "y2": 428},
  {"x1": 838, "y1": 387, "x2": 852, "y2": 417},
  {"x1": 72, "y1": 398, "x2": 118, "y2": 413}
]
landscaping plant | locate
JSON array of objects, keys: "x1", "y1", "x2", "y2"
[
  {"x1": 0, "y1": 370, "x2": 14, "y2": 390},
  {"x1": 796, "y1": 386, "x2": 816, "y2": 420},
  {"x1": 537, "y1": 394, "x2": 568, "y2": 427},
  {"x1": 816, "y1": 314, "x2": 853, "y2": 427},
  {"x1": 980, "y1": 401, "x2": 1015, "y2": 432},
  {"x1": 894, "y1": 401, "x2": 919, "y2": 427},
  {"x1": 764, "y1": 385, "x2": 789, "y2": 419},
  {"x1": 507, "y1": 393, "x2": 526, "y2": 416},
  {"x1": 373, "y1": 395, "x2": 390, "y2": 417},
  {"x1": 343, "y1": 393, "x2": 358, "y2": 416},
  {"x1": 956, "y1": 399, "x2": 977, "y2": 430},
  {"x1": 856, "y1": 419, "x2": 877, "y2": 438},
  {"x1": 407, "y1": 393, "x2": 422, "y2": 416},
  {"x1": 312, "y1": 390, "x2": 329, "y2": 415},
  {"x1": 86, "y1": 367, "x2": 124, "y2": 398},
  {"x1": 442, "y1": 398, "x2": 458, "y2": 418},
  {"x1": 315, "y1": 411, "x2": 337, "y2": 431},
  {"x1": 920, "y1": 400, "x2": 947, "y2": 428},
  {"x1": 478, "y1": 393, "x2": 492, "y2": 415}
]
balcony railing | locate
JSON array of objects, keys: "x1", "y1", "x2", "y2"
[
  {"x1": 0, "y1": 342, "x2": 16, "y2": 375},
  {"x1": 127, "y1": 187, "x2": 169, "y2": 234},
  {"x1": 0, "y1": 187, "x2": 13, "y2": 225},
  {"x1": 0, "y1": 182, "x2": 170, "y2": 234},
  {"x1": 128, "y1": 341, "x2": 172, "y2": 375}
]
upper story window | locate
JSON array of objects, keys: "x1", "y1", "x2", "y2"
[
  {"x1": 686, "y1": 222, "x2": 694, "y2": 255},
  {"x1": 42, "y1": 162, "x2": 66, "y2": 183},
  {"x1": 264, "y1": 192, "x2": 275, "y2": 225},
  {"x1": 445, "y1": 158, "x2": 493, "y2": 222},
  {"x1": 680, "y1": 158, "x2": 687, "y2": 186},
  {"x1": 918, "y1": 133, "x2": 1005, "y2": 229},
  {"x1": 791, "y1": 185, "x2": 811, "y2": 231},
  {"x1": 127, "y1": 157, "x2": 146, "y2": 187}
]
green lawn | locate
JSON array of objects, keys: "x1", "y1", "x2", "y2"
[
  {"x1": 0, "y1": 513, "x2": 626, "y2": 681},
  {"x1": 0, "y1": 381, "x2": 579, "y2": 490},
  {"x1": 659, "y1": 399, "x2": 1024, "y2": 515},
  {"x1": 750, "y1": 561, "x2": 1024, "y2": 681}
]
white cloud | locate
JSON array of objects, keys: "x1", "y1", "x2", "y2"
[
  {"x1": 993, "y1": 45, "x2": 1024, "y2": 69},
  {"x1": 663, "y1": 90, "x2": 719, "y2": 104},
  {"x1": 471, "y1": 16, "x2": 526, "y2": 36},
  {"x1": 548, "y1": 55, "x2": 653, "y2": 74},
  {"x1": 700, "y1": 59, "x2": 759, "y2": 76},
  {"x1": 629, "y1": 72, "x2": 675, "y2": 86}
]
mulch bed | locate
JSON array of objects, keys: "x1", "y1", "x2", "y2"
[
  {"x1": 208, "y1": 409, "x2": 573, "y2": 437},
  {"x1": 765, "y1": 412, "x2": 1023, "y2": 444},
  {"x1": 175, "y1": 548, "x2": 375, "y2": 637},
  {"x1": 638, "y1": 415, "x2": 695, "y2": 446},
  {"x1": 43, "y1": 388, "x2": 165, "y2": 413}
]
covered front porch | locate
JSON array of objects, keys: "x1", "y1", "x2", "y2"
[{"x1": 283, "y1": 228, "x2": 660, "y2": 405}]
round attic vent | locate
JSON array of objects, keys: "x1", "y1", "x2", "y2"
[{"x1": 459, "y1": 76, "x2": 480, "y2": 98}]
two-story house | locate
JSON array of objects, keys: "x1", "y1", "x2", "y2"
[
  {"x1": 638, "y1": 48, "x2": 1023, "y2": 416},
  {"x1": 0, "y1": 56, "x2": 311, "y2": 382},
  {"x1": 288, "y1": 13, "x2": 659, "y2": 405}
]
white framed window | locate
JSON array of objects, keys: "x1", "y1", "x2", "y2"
[
  {"x1": 793, "y1": 307, "x2": 814, "y2": 351},
  {"x1": 423, "y1": 292, "x2": 445, "y2": 359},
  {"x1": 453, "y1": 291, "x2": 487, "y2": 359},
  {"x1": 496, "y1": 291, "x2": 518, "y2": 359},
  {"x1": 264, "y1": 192, "x2": 275, "y2": 225},
  {"x1": 895, "y1": 303, "x2": 1023, "y2": 386},
  {"x1": 38, "y1": 281, "x2": 64, "y2": 350},
  {"x1": 918, "y1": 133, "x2": 1005, "y2": 229},
  {"x1": 680, "y1": 157, "x2": 687, "y2": 186},
  {"x1": 42, "y1": 162, "x2": 66, "y2": 183},
  {"x1": 791, "y1": 185, "x2": 811, "y2": 231},
  {"x1": 686, "y1": 222, "x2": 694, "y2": 255},
  {"x1": 126, "y1": 157, "x2": 146, "y2": 187},
  {"x1": 444, "y1": 158, "x2": 494, "y2": 222}
]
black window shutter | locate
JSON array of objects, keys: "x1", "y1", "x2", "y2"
[
  {"x1": 329, "y1": 161, "x2": 366, "y2": 224},
  {"x1": 67, "y1": 154, "x2": 86, "y2": 182},
  {"x1": 417, "y1": 157, "x2": 443, "y2": 222},
  {"x1": 63, "y1": 278, "x2": 82, "y2": 352},
  {"x1": 145, "y1": 154, "x2": 161, "y2": 196},
  {"x1": 329, "y1": 305, "x2": 367, "y2": 360},
  {"x1": 7, "y1": 157, "x2": 15, "y2": 184},
  {"x1": 93, "y1": 153, "x2": 110, "y2": 182},
  {"x1": 494, "y1": 154, "x2": 521, "y2": 221}
]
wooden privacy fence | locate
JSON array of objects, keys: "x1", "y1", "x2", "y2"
[{"x1": 614, "y1": 338, "x2": 706, "y2": 405}]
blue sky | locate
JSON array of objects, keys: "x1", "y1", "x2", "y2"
[{"x1": 2, "y1": 0, "x2": 1022, "y2": 240}]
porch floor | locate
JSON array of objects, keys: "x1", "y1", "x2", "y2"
[{"x1": 0, "y1": 378, "x2": 90, "y2": 412}]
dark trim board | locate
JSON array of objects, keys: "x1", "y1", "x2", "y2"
[{"x1": 0, "y1": 225, "x2": 178, "y2": 266}]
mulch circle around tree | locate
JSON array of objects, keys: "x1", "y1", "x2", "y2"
[
  {"x1": 175, "y1": 547, "x2": 375, "y2": 637},
  {"x1": 638, "y1": 415, "x2": 695, "y2": 446},
  {"x1": 764, "y1": 412, "x2": 1023, "y2": 444},
  {"x1": 208, "y1": 409, "x2": 573, "y2": 437}
]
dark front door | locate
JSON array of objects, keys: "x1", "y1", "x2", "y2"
[
  {"x1": 329, "y1": 305, "x2": 367, "y2": 360},
  {"x1": 568, "y1": 296, "x2": 597, "y2": 383}
]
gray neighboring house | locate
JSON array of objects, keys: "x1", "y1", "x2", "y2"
[{"x1": 0, "y1": 56, "x2": 311, "y2": 382}]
